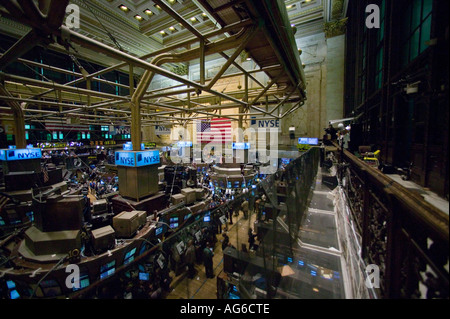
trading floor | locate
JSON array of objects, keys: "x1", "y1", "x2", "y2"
[
  {"x1": 165, "y1": 160, "x2": 346, "y2": 300},
  {"x1": 166, "y1": 210, "x2": 256, "y2": 299}
]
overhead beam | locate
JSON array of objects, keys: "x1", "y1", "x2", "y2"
[{"x1": 0, "y1": 30, "x2": 42, "y2": 70}]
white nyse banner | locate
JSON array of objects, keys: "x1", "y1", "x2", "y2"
[{"x1": 155, "y1": 125, "x2": 171, "y2": 135}]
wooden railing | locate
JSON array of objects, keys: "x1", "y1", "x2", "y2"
[{"x1": 337, "y1": 146, "x2": 449, "y2": 299}]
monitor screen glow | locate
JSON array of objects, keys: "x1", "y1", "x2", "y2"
[{"x1": 139, "y1": 272, "x2": 150, "y2": 281}]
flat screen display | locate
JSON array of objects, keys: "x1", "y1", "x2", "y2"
[
  {"x1": 6, "y1": 280, "x2": 16, "y2": 289},
  {"x1": 298, "y1": 137, "x2": 319, "y2": 145},
  {"x1": 9, "y1": 290, "x2": 20, "y2": 299},
  {"x1": 139, "y1": 272, "x2": 150, "y2": 281}
]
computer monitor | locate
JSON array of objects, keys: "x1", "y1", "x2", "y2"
[
  {"x1": 298, "y1": 138, "x2": 308, "y2": 145},
  {"x1": 195, "y1": 230, "x2": 202, "y2": 242},
  {"x1": 219, "y1": 215, "x2": 227, "y2": 225},
  {"x1": 176, "y1": 241, "x2": 185, "y2": 255},
  {"x1": 203, "y1": 214, "x2": 211, "y2": 222},
  {"x1": 155, "y1": 226, "x2": 163, "y2": 236},
  {"x1": 100, "y1": 260, "x2": 116, "y2": 279},
  {"x1": 228, "y1": 292, "x2": 240, "y2": 299},
  {"x1": 6, "y1": 280, "x2": 16, "y2": 289},
  {"x1": 9, "y1": 290, "x2": 20, "y2": 299},
  {"x1": 139, "y1": 272, "x2": 150, "y2": 281},
  {"x1": 73, "y1": 274, "x2": 90, "y2": 291},
  {"x1": 170, "y1": 222, "x2": 179, "y2": 228},
  {"x1": 39, "y1": 280, "x2": 62, "y2": 297},
  {"x1": 157, "y1": 254, "x2": 165, "y2": 269},
  {"x1": 124, "y1": 247, "x2": 136, "y2": 265}
]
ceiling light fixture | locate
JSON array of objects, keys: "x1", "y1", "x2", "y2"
[
  {"x1": 134, "y1": 15, "x2": 143, "y2": 21},
  {"x1": 144, "y1": 9, "x2": 153, "y2": 15},
  {"x1": 119, "y1": 4, "x2": 129, "y2": 12}
]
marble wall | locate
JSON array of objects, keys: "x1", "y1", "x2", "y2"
[{"x1": 279, "y1": 31, "x2": 345, "y2": 142}]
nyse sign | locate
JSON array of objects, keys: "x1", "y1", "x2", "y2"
[
  {"x1": 115, "y1": 151, "x2": 135, "y2": 167},
  {"x1": 251, "y1": 118, "x2": 280, "y2": 129},
  {"x1": 136, "y1": 150, "x2": 160, "y2": 167},
  {"x1": 0, "y1": 148, "x2": 42, "y2": 161},
  {"x1": 155, "y1": 125, "x2": 171, "y2": 135},
  {"x1": 115, "y1": 150, "x2": 160, "y2": 167}
]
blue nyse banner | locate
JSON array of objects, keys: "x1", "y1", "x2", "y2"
[
  {"x1": 136, "y1": 150, "x2": 160, "y2": 167},
  {"x1": 115, "y1": 151, "x2": 135, "y2": 167},
  {"x1": 115, "y1": 150, "x2": 160, "y2": 167},
  {"x1": 0, "y1": 148, "x2": 42, "y2": 161}
]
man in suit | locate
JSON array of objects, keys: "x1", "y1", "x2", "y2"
[{"x1": 202, "y1": 242, "x2": 214, "y2": 278}]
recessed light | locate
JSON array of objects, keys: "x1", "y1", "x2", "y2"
[
  {"x1": 160, "y1": 30, "x2": 166, "y2": 34},
  {"x1": 190, "y1": 17, "x2": 197, "y2": 22},
  {"x1": 169, "y1": 26, "x2": 175, "y2": 31},
  {"x1": 134, "y1": 15, "x2": 143, "y2": 21},
  {"x1": 144, "y1": 9, "x2": 153, "y2": 15},
  {"x1": 202, "y1": 12, "x2": 207, "y2": 17},
  {"x1": 155, "y1": 5, "x2": 161, "y2": 10},
  {"x1": 119, "y1": 4, "x2": 129, "y2": 12}
]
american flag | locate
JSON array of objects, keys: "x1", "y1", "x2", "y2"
[{"x1": 196, "y1": 118, "x2": 232, "y2": 143}]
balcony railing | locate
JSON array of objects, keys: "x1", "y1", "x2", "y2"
[{"x1": 337, "y1": 146, "x2": 449, "y2": 299}]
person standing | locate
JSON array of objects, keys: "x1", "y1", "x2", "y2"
[
  {"x1": 241, "y1": 198, "x2": 249, "y2": 220},
  {"x1": 184, "y1": 240, "x2": 196, "y2": 279},
  {"x1": 226, "y1": 204, "x2": 233, "y2": 225},
  {"x1": 221, "y1": 233, "x2": 230, "y2": 251},
  {"x1": 203, "y1": 242, "x2": 214, "y2": 278}
]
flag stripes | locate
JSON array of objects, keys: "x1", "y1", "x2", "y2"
[{"x1": 197, "y1": 118, "x2": 232, "y2": 143}]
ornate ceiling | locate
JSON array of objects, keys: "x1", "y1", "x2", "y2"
[{"x1": 0, "y1": 0, "x2": 347, "y2": 137}]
